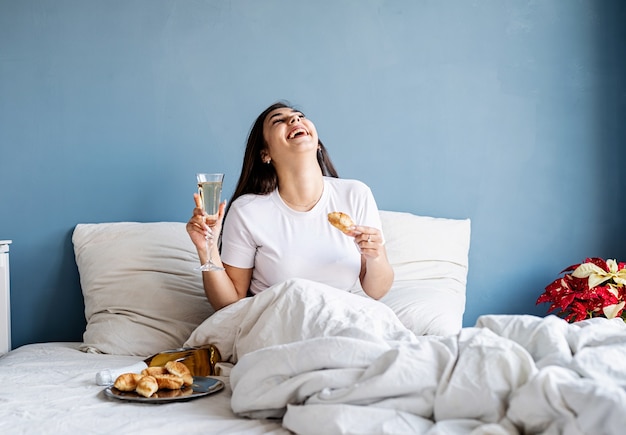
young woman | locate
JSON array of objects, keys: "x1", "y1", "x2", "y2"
[{"x1": 186, "y1": 102, "x2": 393, "y2": 310}]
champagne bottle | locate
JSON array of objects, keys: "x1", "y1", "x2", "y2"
[{"x1": 95, "y1": 345, "x2": 221, "y2": 386}]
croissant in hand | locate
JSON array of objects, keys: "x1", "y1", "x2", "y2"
[{"x1": 327, "y1": 212, "x2": 355, "y2": 234}]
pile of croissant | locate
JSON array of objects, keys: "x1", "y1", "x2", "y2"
[{"x1": 113, "y1": 360, "x2": 194, "y2": 398}]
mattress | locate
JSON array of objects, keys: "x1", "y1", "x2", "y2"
[
  {"x1": 0, "y1": 342, "x2": 287, "y2": 434},
  {"x1": 3, "y1": 300, "x2": 626, "y2": 435}
]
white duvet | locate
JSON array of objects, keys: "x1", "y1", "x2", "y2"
[{"x1": 186, "y1": 278, "x2": 626, "y2": 435}]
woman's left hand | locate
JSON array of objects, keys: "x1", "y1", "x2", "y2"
[{"x1": 350, "y1": 225, "x2": 384, "y2": 259}]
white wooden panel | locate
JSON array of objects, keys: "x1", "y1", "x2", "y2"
[{"x1": 0, "y1": 241, "x2": 12, "y2": 354}]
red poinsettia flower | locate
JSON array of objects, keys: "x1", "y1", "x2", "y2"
[{"x1": 536, "y1": 258, "x2": 626, "y2": 323}]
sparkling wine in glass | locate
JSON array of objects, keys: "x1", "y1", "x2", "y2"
[{"x1": 195, "y1": 173, "x2": 224, "y2": 272}]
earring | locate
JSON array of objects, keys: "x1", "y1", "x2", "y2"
[{"x1": 265, "y1": 158, "x2": 271, "y2": 164}]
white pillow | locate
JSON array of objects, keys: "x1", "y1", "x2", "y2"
[
  {"x1": 374, "y1": 210, "x2": 470, "y2": 336},
  {"x1": 73, "y1": 222, "x2": 214, "y2": 356},
  {"x1": 73, "y1": 211, "x2": 470, "y2": 356}
]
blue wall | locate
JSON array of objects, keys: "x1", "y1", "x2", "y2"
[{"x1": 1, "y1": 1, "x2": 625, "y2": 349}]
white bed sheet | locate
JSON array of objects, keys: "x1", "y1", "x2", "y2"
[
  {"x1": 4, "y1": 278, "x2": 626, "y2": 435},
  {"x1": 186, "y1": 279, "x2": 626, "y2": 435},
  {"x1": 0, "y1": 342, "x2": 287, "y2": 435}
]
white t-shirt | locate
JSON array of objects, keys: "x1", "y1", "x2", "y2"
[{"x1": 221, "y1": 177, "x2": 383, "y2": 294}]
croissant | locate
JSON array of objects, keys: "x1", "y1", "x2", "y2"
[
  {"x1": 141, "y1": 366, "x2": 169, "y2": 377},
  {"x1": 113, "y1": 373, "x2": 143, "y2": 392},
  {"x1": 154, "y1": 374, "x2": 184, "y2": 390},
  {"x1": 165, "y1": 361, "x2": 193, "y2": 387},
  {"x1": 135, "y1": 375, "x2": 159, "y2": 398},
  {"x1": 113, "y1": 360, "x2": 195, "y2": 397},
  {"x1": 328, "y1": 212, "x2": 355, "y2": 234}
]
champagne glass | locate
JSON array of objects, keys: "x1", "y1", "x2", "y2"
[{"x1": 195, "y1": 173, "x2": 224, "y2": 272}]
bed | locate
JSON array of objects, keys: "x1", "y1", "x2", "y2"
[{"x1": 1, "y1": 210, "x2": 624, "y2": 434}]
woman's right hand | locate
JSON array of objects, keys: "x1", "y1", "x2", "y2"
[{"x1": 186, "y1": 193, "x2": 227, "y2": 253}]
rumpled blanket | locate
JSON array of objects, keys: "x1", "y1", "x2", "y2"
[{"x1": 185, "y1": 278, "x2": 626, "y2": 434}]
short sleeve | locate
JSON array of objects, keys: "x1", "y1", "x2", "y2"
[{"x1": 221, "y1": 199, "x2": 257, "y2": 269}]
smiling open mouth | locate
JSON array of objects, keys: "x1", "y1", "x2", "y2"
[{"x1": 287, "y1": 128, "x2": 308, "y2": 139}]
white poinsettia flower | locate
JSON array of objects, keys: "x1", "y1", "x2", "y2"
[
  {"x1": 572, "y1": 259, "x2": 626, "y2": 288},
  {"x1": 607, "y1": 284, "x2": 619, "y2": 297},
  {"x1": 610, "y1": 260, "x2": 626, "y2": 286},
  {"x1": 603, "y1": 301, "x2": 625, "y2": 319}
]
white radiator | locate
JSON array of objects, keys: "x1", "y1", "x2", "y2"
[{"x1": 0, "y1": 241, "x2": 12, "y2": 354}]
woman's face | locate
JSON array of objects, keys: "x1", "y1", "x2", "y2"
[{"x1": 262, "y1": 107, "x2": 319, "y2": 163}]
